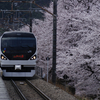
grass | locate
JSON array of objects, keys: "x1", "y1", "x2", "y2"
[{"x1": 43, "y1": 77, "x2": 93, "y2": 100}]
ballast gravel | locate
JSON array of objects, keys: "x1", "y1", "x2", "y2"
[
  {"x1": 3, "y1": 76, "x2": 78, "y2": 100},
  {"x1": 30, "y1": 78, "x2": 78, "y2": 100}
]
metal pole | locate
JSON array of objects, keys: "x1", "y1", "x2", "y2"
[
  {"x1": 30, "y1": 1, "x2": 32, "y2": 32},
  {"x1": 46, "y1": 57, "x2": 50, "y2": 82},
  {"x1": 18, "y1": 12, "x2": 20, "y2": 31},
  {"x1": 2, "y1": 11, "x2": 3, "y2": 19},
  {"x1": 41, "y1": 68, "x2": 43, "y2": 78},
  {"x1": 30, "y1": 12, "x2": 32, "y2": 32},
  {"x1": 52, "y1": 0, "x2": 57, "y2": 84},
  {"x1": 12, "y1": 1, "x2": 14, "y2": 30},
  {"x1": 11, "y1": 1, "x2": 13, "y2": 11},
  {"x1": 47, "y1": 60, "x2": 48, "y2": 82}
]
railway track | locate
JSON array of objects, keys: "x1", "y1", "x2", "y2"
[{"x1": 11, "y1": 79, "x2": 51, "y2": 100}]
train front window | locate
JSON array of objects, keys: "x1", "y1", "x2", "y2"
[
  {"x1": 1, "y1": 34, "x2": 36, "y2": 60},
  {"x1": 2, "y1": 37, "x2": 35, "y2": 48}
]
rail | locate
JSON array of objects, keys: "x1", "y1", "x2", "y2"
[
  {"x1": 26, "y1": 79, "x2": 51, "y2": 100},
  {"x1": 11, "y1": 79, "x2": 27, "y2": 100}
]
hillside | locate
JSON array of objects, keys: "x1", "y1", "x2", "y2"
[{"x1": 20, "y1": 0, "x2": 100, "y2": 99}]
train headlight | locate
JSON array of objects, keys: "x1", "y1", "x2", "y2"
[
  {"x1": 30, "y1": 55, "x2": 36, "y2": 60},
  {"x1": 1, "y1": 55, "x2": 7, "y2": 60}
]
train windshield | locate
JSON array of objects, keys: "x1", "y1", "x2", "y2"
[{"x1": 1, "y1": 33, "x2": 36, "y2": 60}]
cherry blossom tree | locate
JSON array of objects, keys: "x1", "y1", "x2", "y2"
[{"x1": 20, "y1": 0, "x2": 100, "y2": 99}]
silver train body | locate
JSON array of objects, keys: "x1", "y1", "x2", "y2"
[{"x1": 0, "y1": 31, "x2": 37, "y2": 77}]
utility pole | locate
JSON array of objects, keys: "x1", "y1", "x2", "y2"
[
  {"x1": 52, "y1": 0, "x2": 57, "y2": 84},
  {"x1": 30, "y1": 1, "x2": 32, "y2": 32}
]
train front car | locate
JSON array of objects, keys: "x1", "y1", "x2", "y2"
[{"x1": 0, "y1": 31, "x2": 37, "y2": 77}]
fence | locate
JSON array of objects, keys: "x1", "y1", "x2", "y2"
[{"x1": 35, "y1": 66, "x2": 43, "y2": 78}]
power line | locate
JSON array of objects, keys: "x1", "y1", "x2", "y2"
[{"x1": 0, "y1": 0, "x2": 54, "y2": 16}]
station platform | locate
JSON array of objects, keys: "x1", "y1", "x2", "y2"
[{"x1": 0, "y1": 69, "x2": 11, "y2": 100}]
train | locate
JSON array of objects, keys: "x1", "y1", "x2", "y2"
[{"x1": 0, "y1": 31, "x2": 37, "y2": 78}]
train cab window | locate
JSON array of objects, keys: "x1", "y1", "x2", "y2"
[{"x1": 1, "y1": 32, "x2": 36, "y2": 60}]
